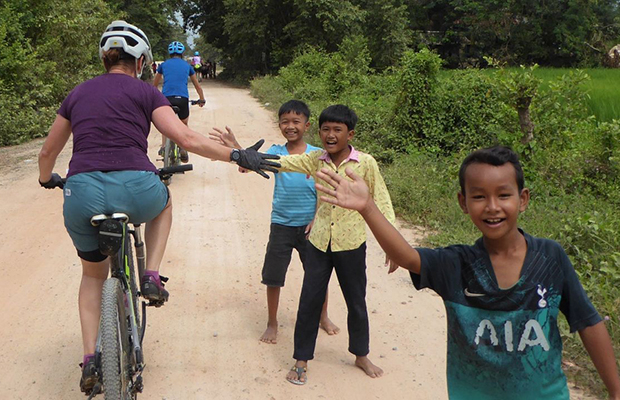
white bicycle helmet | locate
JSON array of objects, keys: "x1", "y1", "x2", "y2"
[{"x1": 99, "y1": 20, "x2": 153, "y2": 65}]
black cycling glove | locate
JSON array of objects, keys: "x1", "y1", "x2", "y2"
[
  {"x1": 232, "y1": 139, "x2": 280, "y2": 179},
  {"x1": 39, "y1": 173, "x2": 64, "y2": 189}
]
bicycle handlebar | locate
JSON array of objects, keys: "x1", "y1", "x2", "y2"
[
  {"x1": 44, "y1": 166, "x2": 194, "y2": 190},
  {"x1": 159, "y1": 164, "x2": 193, "y2": 176},
  {"x1": 171, "y1": 100, "x2": 204, "y2": 115}
]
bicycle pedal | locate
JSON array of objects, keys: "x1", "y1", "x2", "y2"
[
  {"x1": 98, "y1": 219, "x2": 124, "y2": 256},
  {"x1": 147, "y1": 299, "x2": 165, "y2": 308},
  {"x1": 159, "y1": 275, "x2": 169, "y2": 283},
  {"x1": 135, "y1": 375, "x2": 144, "y2": 393},
  {"x1": 86, "y1": 382, "x2": 102, "y2": 400}
]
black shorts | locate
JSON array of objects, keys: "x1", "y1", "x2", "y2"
[
  {"x1": 261, "y1": 223, "x2": 309, "y2": 287},
  {"x1": 166, "y1": 96, "x2": 189, "y2": 120}
]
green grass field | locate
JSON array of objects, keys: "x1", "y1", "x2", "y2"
[
  {"x1": 530, "y1": 68, "x2": 620, "y2": 122},
  {"x1": 469, "y1": 67, "x2": 620, "y2": 122}
]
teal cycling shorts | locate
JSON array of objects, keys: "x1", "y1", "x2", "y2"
[{"x1": 63, "y1": 171, "x2": 169, "y2": 252}]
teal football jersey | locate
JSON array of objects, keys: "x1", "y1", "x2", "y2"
[{"x1": 412, "y1": 231, "x2": 601, "y2": 399}]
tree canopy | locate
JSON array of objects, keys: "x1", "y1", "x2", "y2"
[
  {"x1": 0, "y1": 0, "x2": 189, "y2": 145},
  {"x1": 182, "y1": 0, "x2": 620, "y2": 77}
]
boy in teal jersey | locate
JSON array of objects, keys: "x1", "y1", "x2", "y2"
[
  {"x1": 210, "y1": 100, "x2": 339, "y2": 345},
  {"x1": 314, "y1": 146, "x2": 620, "y2": 399}
]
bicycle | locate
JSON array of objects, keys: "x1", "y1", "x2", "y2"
[
  {"x1": 54, "y1": 165, "x2": 192, "y2": 399},
  {"x1": 160, "y1": 99, "x2": 205, "y2": 186}
]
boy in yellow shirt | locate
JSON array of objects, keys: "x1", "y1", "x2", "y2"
[{"x1": 276, "y1": 104, "x2": 395, "y2": 384}]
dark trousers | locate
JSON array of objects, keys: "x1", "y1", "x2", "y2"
[{"x1": 293, "y1": 242, "x2": 369, "y2": 360}]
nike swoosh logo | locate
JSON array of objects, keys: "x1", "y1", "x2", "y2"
[{"x1": 464, "y1": 288, "x2": 486, "y2": 297}]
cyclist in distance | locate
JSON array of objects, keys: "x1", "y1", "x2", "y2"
[
  {"x1": 37, "y1": 20, "x2": 279, "y2": 394},
  {"x1": 192, "y1": 50, "x2": 202, "y2": 77},
  {"x1": 153, "y1": 41, "x2": 205, "y2": 162}
]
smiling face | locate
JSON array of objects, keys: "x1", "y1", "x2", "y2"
[
  {"x1": 319, "y1": 121, "x2": 354, "y2": 165},
  {"x1": 278, "y1": 111, "x2": 310, "y2": 144},
  {"x1": 458, "y1": 162, "x2": 530, "y2": 243}
]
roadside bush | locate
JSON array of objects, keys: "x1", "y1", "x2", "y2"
[
  {"x1": 0, "y1": 3, "x2": 56, "y2": 145},
  {"x1": 0, "y1": 0, "x2": 116, "y2": 146},
  {"x1": 429, "y1": 69, "x2": 512, "y2": 154},
  {"x1": 389, "y1": 49, "x2": 442, "y2": 152}
]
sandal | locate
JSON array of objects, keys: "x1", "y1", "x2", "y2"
[{"x1": 286, "y1": 365, "x2": 307, "y2": 385}]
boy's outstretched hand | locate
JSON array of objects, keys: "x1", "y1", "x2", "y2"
[
  {"x1": 233, "y1": 139, "x2": 280, "y2": 179},
  {"x1": 209, "y1": 126, "x2": 241, "y2": 149},
  {"x1": 315, "y1": 167, "x2": 371, "y2": 213}
]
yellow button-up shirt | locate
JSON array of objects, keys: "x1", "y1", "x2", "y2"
[{"x1": 279, "y1": 146, "x2": 395, "y2": 252}]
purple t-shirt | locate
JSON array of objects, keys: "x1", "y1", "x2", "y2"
[{"x1": 58, "y1": 73, "x2": 171, "y2": 177}]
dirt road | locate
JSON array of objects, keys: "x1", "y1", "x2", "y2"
[{"x1": 0, "y1": 80, "x2": 595, "y2": 399}]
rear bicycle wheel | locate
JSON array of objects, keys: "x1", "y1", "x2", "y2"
[{"x1": 100, "y1": 278, "x2": 134, "y2": 400}]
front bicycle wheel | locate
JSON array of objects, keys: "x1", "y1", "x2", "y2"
[{"x1": 100, "y1": 278, "x2": 134, "y2": 400}]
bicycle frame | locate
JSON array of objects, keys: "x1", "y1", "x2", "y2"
[{"x1": 112, "y1": 223, "x2": 145, "y2": 367}]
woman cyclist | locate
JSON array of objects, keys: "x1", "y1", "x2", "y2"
[
  {"x1": 153, "y1": 41, "x2": 204, "y2": 162},
  {"x1": 37, "y1": 20, "x2": 278, "y2": 394}
]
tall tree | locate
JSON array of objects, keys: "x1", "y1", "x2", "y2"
[
  {"x1": 104, "y1": 0, "x2": 186, "y2": 60},
  {"x1": 408, "y1": 0, "x2": 620, "y2": 67},
  {"x1": 182, "y1": 0, "x2": 415, "y2": 77}
]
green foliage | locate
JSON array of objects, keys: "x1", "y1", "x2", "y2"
[
  {"x1": 411, "y1": 0, "x2": 620, "y2": 68},
  {"x1": 0, "y1": 0, "x2": 61, "y2": 145},
  {"x1": 183, "y1": 0, "x2": 412, "y2": 78},
  {"x1": 389, "y1": 49, "x2": 441, "y2": 150},
  {"x1": 35, "y1": 0, "x2": 118, "y2": 99},
  {"x1": 105, "y1": 0, "x2": 185, "y2": 61},
  {"x1": 185, "y1": 0, "x2": 620, "y2": 79},
  {"x1": 0, "y1": 0, "x2": 186, "y2": 146},
  {"x1": 276, "y1": 37, "x2": 372, "y2": 102}
]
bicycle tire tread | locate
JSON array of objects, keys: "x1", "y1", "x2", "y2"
[{"x1": 100, "y1": 279, "x2": 126, "y2": 400}]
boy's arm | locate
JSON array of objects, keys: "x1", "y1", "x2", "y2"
[
  {"x1": 208, "y1": 126, "x2": 316, "y2": 174},
  {"x1": 152, "y1": 108, "x2": 279, "y2": 178},
  {"x1": 316, "y1": 167, "x2": 421, "y2": 274},
  {"x1": 578, "y1": 321, "x2": 620, "y2": 399}
]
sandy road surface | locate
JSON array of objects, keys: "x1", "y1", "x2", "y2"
[{"x1": 0, "y1": 80, "x2": 596, "y2": 399}]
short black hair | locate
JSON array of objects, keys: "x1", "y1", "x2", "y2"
[
  {"x1": 459, "y1": 146, "x2": 524, "y2": 194},
  {"x1": 318, "y1": 104, "x2": 358, "y2": 130},
  {"x1": 278, "y1": 100, "x2": 310, "y2": 121}
]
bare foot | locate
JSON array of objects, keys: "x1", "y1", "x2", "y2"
[
  {"x1": 355, "y1": 356, "x2": 383, "y2": 378},
  {"x1": 319, "y1": 317, "x2": 340, "y2": 335},
  {"x1": 259, "y1": 325, "x2": 278, "y2": 344},
  {"x1": 285, "y1": 360, "x2": 308, "y2": 385}
]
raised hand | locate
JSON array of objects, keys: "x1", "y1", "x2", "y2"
[
  {"x1": 315, "y1": 167, "x2": 371, "y2": 212},
  {"x1": 234, "y1": 139, "x2": 280, "y2": 179},
  {"x1": 209, "y1": 126, "x2": 241, "y2": 148}
]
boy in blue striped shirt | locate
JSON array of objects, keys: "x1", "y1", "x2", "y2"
[{"x1": 211, "y1": 100, "x2": 339, "y2": 344}]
